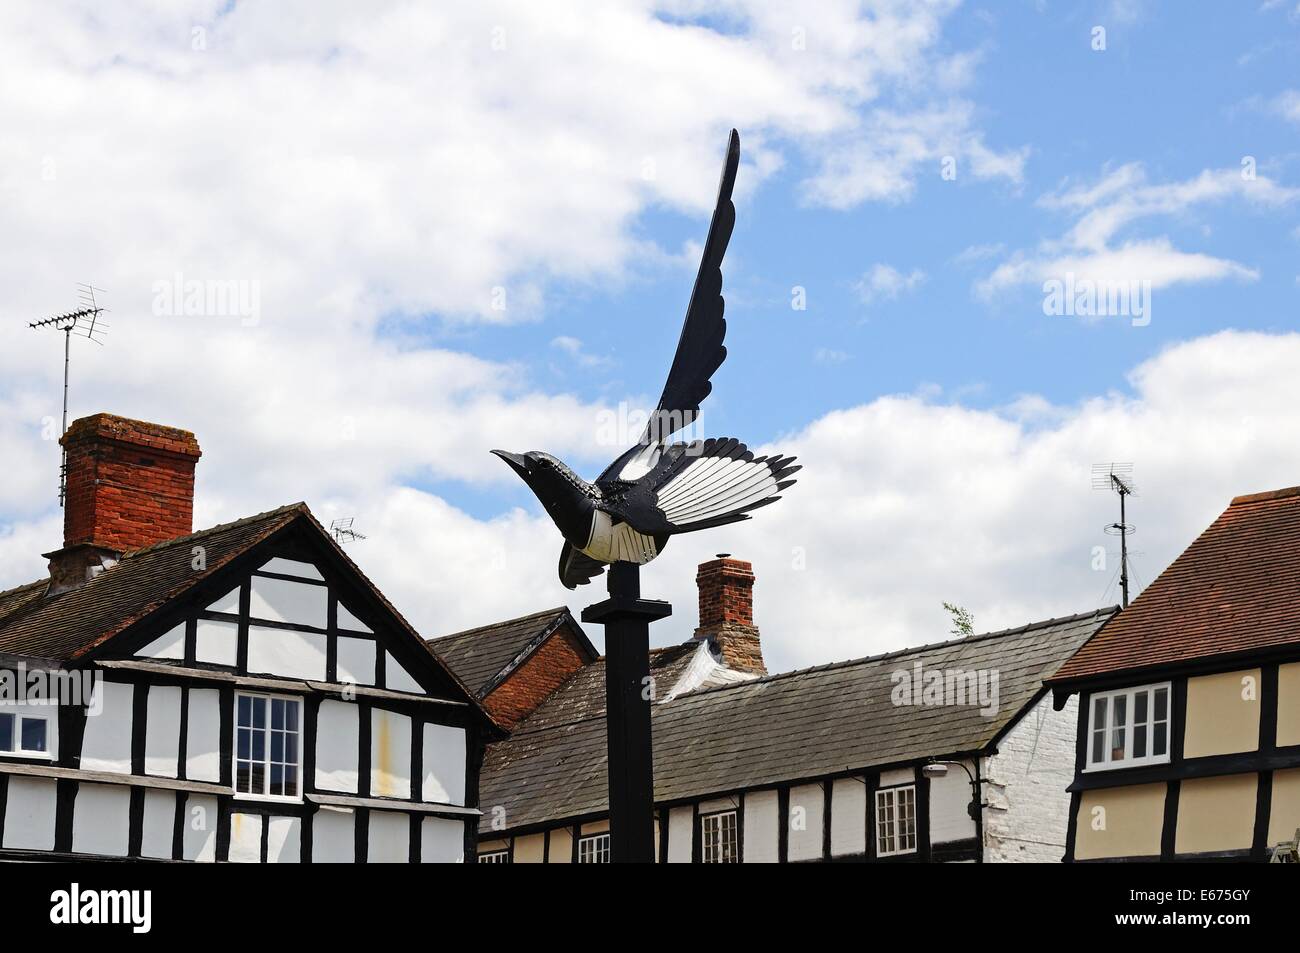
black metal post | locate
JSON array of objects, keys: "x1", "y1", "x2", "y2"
[
  {"x1": 1118, "y1": 489, "x2": 1130, "y2": 608},
  {"x1": 582, "y1": 561, "x2": 670, "y2": 863}
]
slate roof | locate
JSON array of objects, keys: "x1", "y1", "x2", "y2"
[
  {"x1": 478, "y1": 607, "x2": 1114, "y2": 833},
  {"x1": 1052, "y1": 486, "x2": 1300, "y2": 684},
  {"x1": 517, "y1": 641, "x2": 700, "y2": 733},
  {"x1": 427, "y1": 607, "x2": 594, "y2": 698},
  {"x1": 0, "y1": 505, "x2": 303, "y2": 661}
]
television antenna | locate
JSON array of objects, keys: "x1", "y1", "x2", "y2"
[
  {"x1": 1092, "y1": 463, "x2": 1136, "y2": 607},
  {"x1": 28, "y1": 284, "x2": 109, "y2": 505},
  {"x1": 329, "y1": 517, "x2": 367, "y2": 545}
]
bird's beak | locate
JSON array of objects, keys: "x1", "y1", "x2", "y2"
[{"x1": 491, "y1": 449, "x2": 531, "y2": 479}]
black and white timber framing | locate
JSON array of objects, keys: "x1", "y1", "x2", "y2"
[{"x1": 0, "y1": 508, "x2": 493, "y2": 862}]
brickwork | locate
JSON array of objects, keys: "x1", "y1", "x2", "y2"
[
  {"x1": 483, "y1": 625, "x2": 591, "y2": 729},
  {"x1": 59, "y1": 413, "x2": 202, "y2": 553},
  {"x1": 693, "y1": 557, "x2": 766, "y2": 674}
]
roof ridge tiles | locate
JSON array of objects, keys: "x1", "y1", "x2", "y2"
[
  {"x1": 1230, "y1": 485, "x2": 1300, "y2": 506},
  {"x1": 666, "y1": 605, "x2": 1119, "y2": 700},
  {"x1": 428, "y1": 606, "x2": 570, "y2": 644},
  {"x1": 118, "y1": 502, "x2": 306, "y2": 558}
]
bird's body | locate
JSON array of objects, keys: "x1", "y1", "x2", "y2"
[{"x1": 492, "y1": 130, "x2": 800, "y2": 588}]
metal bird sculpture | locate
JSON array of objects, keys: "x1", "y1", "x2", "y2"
[{"x1": 492, "y1": 130, "x2": 800, "y2": 589}]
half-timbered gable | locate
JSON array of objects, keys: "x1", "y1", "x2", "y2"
[
  {"x1": 0, "y1": 414, "x2": 492, "y2": 863},
  {"x1": 1049, "y1": 485, "x2": 1300, "y2": 863}
]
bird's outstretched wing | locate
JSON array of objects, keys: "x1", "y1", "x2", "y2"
[
  {"x1": 558, "y1": 540, "x2": 606, "y2": 590},
  {"x1": 604, "y1": 437, "x2": 799, "y2": 536},
  {"x1": 598, "y1": 131, "x2": 739, "y2": 486}
]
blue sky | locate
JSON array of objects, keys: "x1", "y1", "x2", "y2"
[
  {"x1": 2, "y1": 1, "x2": 1299, "y2": 667},
  {"x1": 447, "y1": 0, "x2": 1300, "y2": 521}
]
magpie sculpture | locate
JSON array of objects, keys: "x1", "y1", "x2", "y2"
[{"x1": 492, "y1": 130, "x2": 800, "y2": 589}]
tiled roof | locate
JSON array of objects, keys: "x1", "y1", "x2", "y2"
[
  {"x1": 427, "y1": 607, "x2": 589, "y2": 698},
  {"x1": 0, "y1": 580, "x2": 46, "y2": 631},
  {"x1": 0, "y1": 506, "x2": 303, "y2": 660},
  {"x1": 516, "y1": 641, "x2": 700, "y2": 733},
  {"x1": 478, "y1": 607, "x2": 1113, "y2": 833},
  {"x1": 1052, "y1": 486, "x2": 1300, "y2": 684}
]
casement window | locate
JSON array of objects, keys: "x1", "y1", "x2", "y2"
[
  {"x1": 700, "y1": 809, "x2": 739, "y2": 863},
  {"x1": 0, "y1": 709, "x2": 52, "y2": 759},
  {"x1": 1086, "y1": 682, "x2": 1171, "y2": 770},
  {"x1": 577, "y1": 832, "x2": 610, "y2": 863},
  {"x1": 235, "y1": 693, "x2": 301, "y2": 799},
  {"x1": 478, "y1": 850, "x2": 510, "y2": 864},
  {"x1": 875, "y1": 785, "x2": 917, "y2": 857}
]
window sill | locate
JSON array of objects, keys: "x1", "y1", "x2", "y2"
[
  {"x1": 231, "y1": 792, "x2": 304, "y2": 805},
  {"x1": 0, "y1": 750, "x2": 54, "y2": 762},
  {"x1": 1082, "y1": 756, "x2": 1171, "y2": 773}
]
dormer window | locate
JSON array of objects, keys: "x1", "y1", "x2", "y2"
[
  {"x1": 1085, "y1": 682, "x2": 1171, "y2": 770},
  {"x1": 235, "y1": 693, "x2": 301, "y2": 799}
]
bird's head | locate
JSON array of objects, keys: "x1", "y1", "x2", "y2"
[
  {"x1": 490, "y1": 449, "x2": 540, "y2": 482},
  {"x1": 491, "y1": 450, "x2": 594, "y2": 540},
  {"x1": 491, "y1": 450, "x2": 587, "y2": 495}
]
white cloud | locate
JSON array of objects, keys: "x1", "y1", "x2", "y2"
[
  {"x1": 814, "y1": 347, "x2": 852, "y2": 365},
  {"x1": 9, "y1": 329, "x2": 1300, "y2": 681},
  {"x1": 660, "y1": 328, "x2": 1300, "y2": 670},
  {"x1": 801, "y1": 103, "x2": 1027, "y2": 208},
  {"x1": 978, "y1": 163, "x2": 1299, "y2": 300},
  {"x1": 551, "y1": 336, "x2": 612, "y2": 369},
  {"x1": 294, "y1": 329, "x2": 1300, "y2": 671},
  {"x1": 1272, "y1": 89, "x2": 1300, "y2": 123},
  {"x1": 854, "y1": 263, "x2": 926, "y2": 305},
  {"x1": 0, "y1": 0, "x2": 1023, "y2": 548}
]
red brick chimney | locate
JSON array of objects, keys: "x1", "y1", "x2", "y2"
[
  {"x1": 694, "y1": 556, "x2": 766, "y2": 675},
  {"x1": 44, "y1": 414, "x2": 202, "y2": 595}
]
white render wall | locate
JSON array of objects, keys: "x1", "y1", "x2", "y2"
[
  {"x1": 980, "y1": 692, "x2": 1079, "y2": 863},
  {"x1": 928, "y1": 758, "x2": 978, "y2": 846}
]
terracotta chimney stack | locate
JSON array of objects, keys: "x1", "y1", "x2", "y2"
[
  {"x1": 694, "y1": 556, "x2": 766, "y2": 675},
  {"x1": 44, "y1": 414, "x2": 201, "y2": 595}
]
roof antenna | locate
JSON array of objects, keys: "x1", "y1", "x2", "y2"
[
  {"x1": 330, "y1": 517, "x2": 368, "y2": 545},
  {"x1": 28, "y1": 284, "x2": 109, "y2": 506},
  {"x1": 1092, "y1": 463, "x2": 1136, "y2": 607}
]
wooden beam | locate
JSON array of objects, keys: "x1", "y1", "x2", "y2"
[
  {"x1": 0, "y1": 760, "x2": 228, "y2": 795},
  {"x1": 95, "y1": 658, "x2": 467, "y2": 706},
  {"x1": 306, "y1": 791, "x2": 481, "y2": 817}
]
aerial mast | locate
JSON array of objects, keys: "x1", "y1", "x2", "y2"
[{"x1": 27, "y1": 284, "x2": 109, "y2": 505}]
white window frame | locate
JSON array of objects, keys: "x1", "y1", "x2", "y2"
[
  {"x1": 1084, "y1": 682, "x2": 1173, "y2": 772},
  {"x1": 700, "y1": 809, "x2": 739, "y2": 864},
  {"x1": 875, "y1": 784, "x2": 917, "y2": 857},
  {"x1": 577, "y1": 832, "x2": 610, "y2": 863},
  {"x1": 478, "y1": 850, "x2": 510, "y2": 864},
  {"x1": 233, "y1": 692, "x2": 303, "y2": 802},
  {"x1": 0, "y1": 704, "x2": 56, "y2": 761}
]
